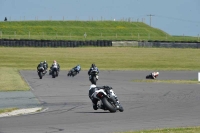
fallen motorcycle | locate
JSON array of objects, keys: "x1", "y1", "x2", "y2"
[{"x1": 146, "y1": 72, "x2": 159, "y2": 79}]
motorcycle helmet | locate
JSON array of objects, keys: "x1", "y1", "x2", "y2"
[
  {"x1": 90, "y1": 84, "x2": 96, "y2": 90},
  {"x1": 91, "y1": 64, "x2": 95, "y2": 68}
]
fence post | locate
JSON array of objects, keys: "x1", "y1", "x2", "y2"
[
  {"x1": 84, "y1": 32, "x2": 87, "y2": 39},
  {"x1": 14, "y1": 31, "x2": 16, "y2": 39}
]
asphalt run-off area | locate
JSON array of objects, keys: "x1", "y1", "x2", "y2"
[{"x1": 0, "y1": 70, "x2": 200, "y2": 133}]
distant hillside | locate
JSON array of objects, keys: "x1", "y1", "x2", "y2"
[{"x1": 0, "y1": 21, "x2": 198, "y2": 42}]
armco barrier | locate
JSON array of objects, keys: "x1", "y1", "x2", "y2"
[{"x1": 138, "y1": 41, "x2": 200, "y2": 48}]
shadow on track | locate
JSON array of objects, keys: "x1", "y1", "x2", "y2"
[{"x1": 75, "y1": 112, "x2": 110, "y2": 113}]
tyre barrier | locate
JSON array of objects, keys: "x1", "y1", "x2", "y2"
[
  {"x1": 0, "y1": 39, "x2": 113, "y2": 47},
  {"x1": 2, "y1": 40, "x2": 200, "y2": 48}
]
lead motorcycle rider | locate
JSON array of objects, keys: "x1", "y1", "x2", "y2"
[{"x1": 89, "y1": 84, "x2": 122, "y2": 111}]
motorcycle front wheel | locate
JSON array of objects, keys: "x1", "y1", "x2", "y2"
[
  {"x1": 91, "y1": 76, "x2": 97, "y2": 85},
  {"x1": 101, "y1": 97, "x2": 116, "y2": 113},
  {"x1": 38, "y1": 72, "x2": 43, "y2": 79}
]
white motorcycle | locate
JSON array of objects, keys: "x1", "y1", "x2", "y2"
[{"x1": 92, "y1": 86, "x2": 123, "y2": 113}]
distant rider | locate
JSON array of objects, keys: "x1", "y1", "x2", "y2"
[
  {"x1": 50, "y1": 60, "x2": 60, "y2": 71},
  {"x1": 73, "y1": 64, "x2": 81, "y2": 73},
  {"x1": 43, "y1": 60, "x2": 48, "y2": 72},
  {"x1": 89, "y1": 84, "x2": 120, "y2": 110},
  {"x1": 88, "y1": 64, "x2": 99, "y2": 79}
]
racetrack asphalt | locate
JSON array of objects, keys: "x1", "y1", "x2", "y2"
[{"x1": 0, "y1": 70, "x2": 200, "y2": 133}]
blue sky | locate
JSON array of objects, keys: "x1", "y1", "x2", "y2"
[{"x1": 0, "y1": 0, "x2": 199, "y2": 36}]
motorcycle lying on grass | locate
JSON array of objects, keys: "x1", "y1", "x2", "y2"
[
  {"x1": 94, "y1": 87, "x2": 124, "y2": 113},
  {"x1": 37, "y1": 67, "x2": 46, "y2": 79},
  {"x1": 89, "y1": 70, "x2": 99, "y2": 85},
  {"x1": 146, "y1": 72, "x2": 159, "y2": 79}
]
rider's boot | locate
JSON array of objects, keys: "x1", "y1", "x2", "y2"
[
  {"x1": 92, "y1": 99, "x2": 98, "y2": 110},
  {"x1": 93, "y1": 103, "x2": 98, "y2": 110}
]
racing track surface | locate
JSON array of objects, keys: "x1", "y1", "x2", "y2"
[{"x1": 0, "y1": 70, "x2": 200, "y2": 133}]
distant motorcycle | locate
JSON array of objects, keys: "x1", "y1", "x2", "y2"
[
  {"x1": 94, "y1": 87, "x2": 123, "y2": 113},
  {"x1": 146, "y1": 72, "x2": 159, "y2": 79},
  {"x1": 37, "y1": 66, "x2": 46, "y2": 79},
  {"x1": 68, "y1": 65, "x2": 81, "y2": 77},
  {"x1": 51, "y1": 64, "x2": 59, "y2": 78},
  {"x1": 89, "y1": 69, "x2": 99, "y2": 85}
]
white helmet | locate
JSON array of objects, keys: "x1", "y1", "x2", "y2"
[{"x1": 90, "y1": 84, "x2": 96, "y2": 90}]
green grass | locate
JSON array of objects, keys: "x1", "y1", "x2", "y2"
[
  {"x1": 0, "y1": 47, "x2": 200, "y2": 70},
  {"x1": 0, "y1": 68, "x2": 29, "y2": 91},
  {"x1": 0, "y1": 108, "x2": 18, "y2": 114},
  {"x1": 0, "y1": 21, "x2": 198, "y2": 42},
  {"x1": 133, "y1": 79, "x2": 199, "y2": 84},
  {"x1": 121, "y1": 126, "x2": 200, "y2": 133}
]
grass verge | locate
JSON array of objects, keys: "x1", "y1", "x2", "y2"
[
  {"x1": 121, "y1": 126, "x2": 200, "y2": 133},
  {"x1": 133, "y1": 79, "x2": 199, "y2": 84},
  {"x1": 0, "y1": 47, "x2": 200, "y2": 70},
  {"x1": 0, "y1": 68, "x2": 29, "y2": 91},
  {"x1": 0, "y1": 108, "x2": 18, "y2": 114}
]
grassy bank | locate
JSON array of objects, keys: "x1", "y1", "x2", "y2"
[
  {"x1": 0, "y1": 47, "x2": 199, "y2": 70},
  {"x1": 0, "y1": 21, "x2": 198, "y2": 41}
]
